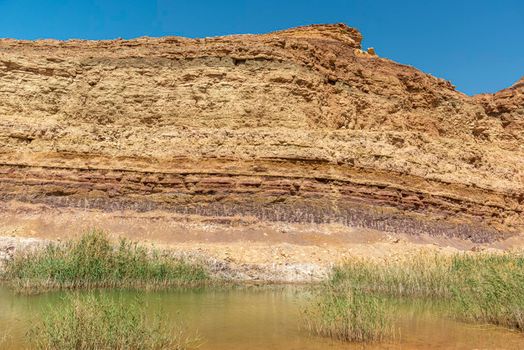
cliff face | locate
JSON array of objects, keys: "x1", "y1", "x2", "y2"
[{"x1": 0, "y1": 24, "x2": 522, "y2": 242}]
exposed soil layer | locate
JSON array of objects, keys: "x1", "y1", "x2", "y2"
[
  {"x1": 0, "y1": 24, "x2": 523, "y2": 242},
  {"x1": 1, "y1": 203, "x2": 522, "y2": 283}
]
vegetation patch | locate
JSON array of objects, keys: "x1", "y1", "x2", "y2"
[
  {"x1": 303, "y1": 285, "x2": 392, "y2": 342},
  {"x1": 451, "y1": 254, "x2": 524, "y2": 331},
  {"x1": 330, "y1": 253, "x2": 455, "y2": 298},
  {"x1": 2, "y1": 230, "x2": 211, "y2": 293},
  {"x1": 29, "y1": 293, "x2": 198, "y2": 350},
  {"x1": 303, "y1": 252, "x2": 524, "y2": 343}
]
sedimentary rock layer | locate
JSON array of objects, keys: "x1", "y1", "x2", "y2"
[{"x1": 0, "y1": 24, "x2": 522, "y2": 241}]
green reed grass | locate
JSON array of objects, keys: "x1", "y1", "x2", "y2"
[
  {"x1": 29, "y1": 293, "x2": 198, "y2": 350},
  {"x1": 304, "y1": 251, "x2": 524, "y2": 342},
  {"x1": 2, "y1": 230, "x2": 210, "y2": 293},
  {"x1": 303, "y1": 285, "x2": 392, "y2": 342},
  {"x1": 451, "y1": 253, "x2": 524, "y2": 331},
  {"x1": 330, "y1": 253, "x2": 455, "y2": 298}
]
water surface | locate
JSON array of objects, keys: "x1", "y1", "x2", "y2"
[{"x1": 0, "y1": 285, "x2": 522, "y2": 349}]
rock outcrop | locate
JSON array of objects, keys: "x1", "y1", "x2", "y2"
[{"x1": 0, "y1": 24, "x2": 522, "y2": 242}]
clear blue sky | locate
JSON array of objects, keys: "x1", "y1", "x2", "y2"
[{"x1": 0, "y1": 0, "x2": 522, "y2": 95}]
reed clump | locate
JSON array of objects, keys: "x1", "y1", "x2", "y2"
[
  {"x1": 330, "y1": 253, "x2": 455, "y2": 298},
  {"x1": 2, "y1": 230, "x2": 210, "y2": 292},
  {"x1": 451, "y1": 253, "x2": 524, "y2": 331},
  {"x1": 29, "y1": 293, "x2": 197, "y2": 350},
  {"x1": 304, "y1": 251, "x2": 524, "y2": 342},
  {"x1": 303, "y1": 285, "x2": 392, "y2": 342}
]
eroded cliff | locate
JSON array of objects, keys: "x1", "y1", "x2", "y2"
[{"x1": 0, "y1": 24, "x2": 522, "y2": 242}]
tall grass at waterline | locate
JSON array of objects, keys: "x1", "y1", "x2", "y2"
[
  {"x1": 309, "y1": 251, "x2": 524, "y2": 339},
  {"x1": 303, "y1": 285, "x2": 393, "y2": 342},
  {"x1": 330, "y1": 253, "x2": 455, "y2": 298},
  {"x1": 451, "y1": 253, "x2": 524, "y2": 331},
  {"x1": 2, "y1": 230, "x2": 210, "y2": 293},
  {"x1": 29, "y1": 293, "x2": 198, "y2": 350}
]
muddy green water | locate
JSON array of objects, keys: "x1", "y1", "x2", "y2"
[{"x1": 1, "y1": 285, "x2": 523, "y2": 349}]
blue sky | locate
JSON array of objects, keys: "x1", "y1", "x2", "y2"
[{"x1": 0, "y1": 0, "x2": 522, "y2": 95}]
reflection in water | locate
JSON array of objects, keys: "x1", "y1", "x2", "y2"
[{"x1": 0, "y1": 285, "x2": 523, "y2": 349}]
